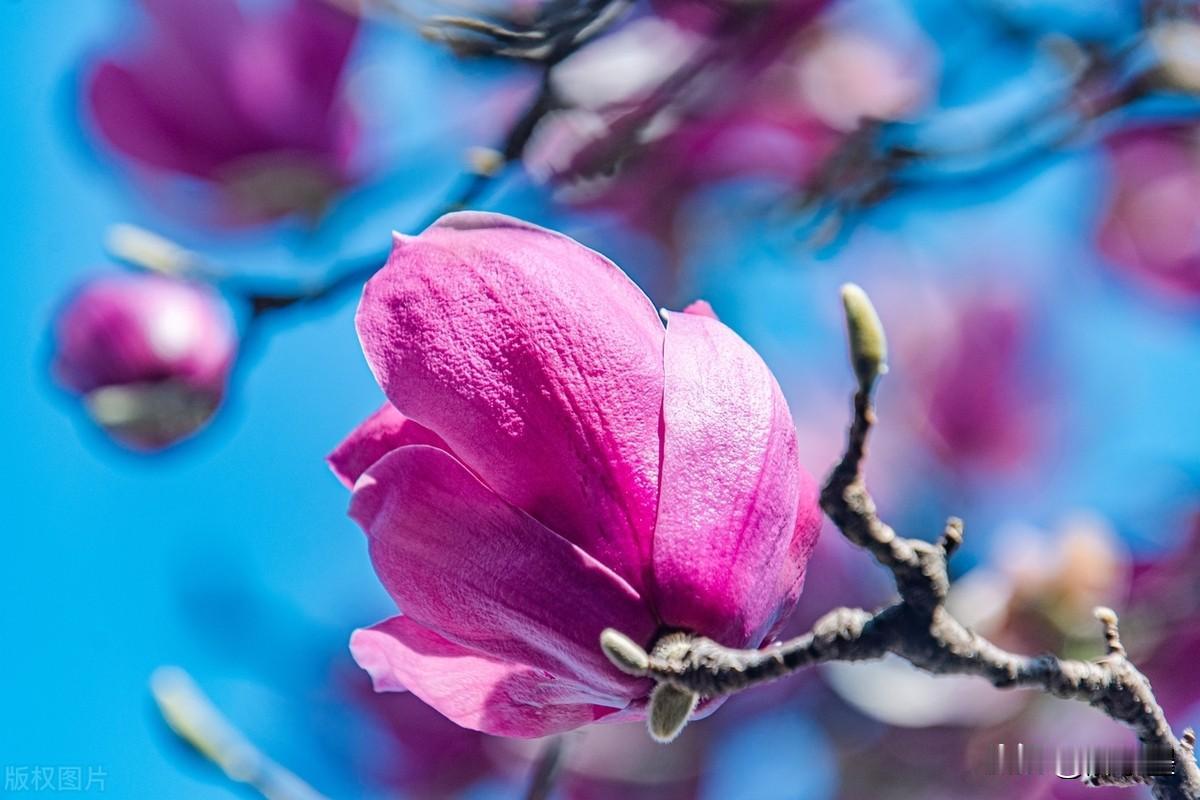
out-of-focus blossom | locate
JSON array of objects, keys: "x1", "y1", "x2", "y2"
[
  {"x1": 991, "y1": 514, "x2": 1131, "y2": 642},
  {"x1": 331, "y1": 212, "x2": 821, "y2": 737},
  {"x1": 897, "y1": 290, "x2": 1045, "y2": 475},
  {"x1": 524, "y1": 13, "x2": 932, "y2": 250},
  {"x1": 1097, "y1": 125, "x2": 1200, "y2": 300},
  {"x1": 52, "y1": 274, "x2": 237, "y2": 450},
  {"x1": 341, "y1": 671, "x2": 497, "y2": 797},
  {"x1": 797, "y1": 29, "x2": 933, "y2": 132},
  {"x1": 85, "y1": 0, "x2": 360, "y2": 224},
  {"x1": 1127, "y1": 511, "x2": 1200, "y2": 717},
  {"x1": 494, "y1": 722, "x2": 707, "y2": 799},
  {"x1": 1150, "y1": 21, "x2": 1200, "y2": 95},
  {"x1": 349, "y1": 669, "x2": 707, "y2": 798}
]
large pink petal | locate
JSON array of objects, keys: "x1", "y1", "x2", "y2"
[
  {"x1": 355, "y1": 212, "x2": 665, "y2": 592},
  {"x1": 350, "y1": 444, "x2": 656, "y2": 699},
  {"x1": 352, "y1": 616, "x2": 627, "y2": 738},
  {"x1": 328, "y1": 403, "x2": 448, "y2": 488},
  {"x1": 651, "y1": 310, "x2": 821, "y2": 648}
]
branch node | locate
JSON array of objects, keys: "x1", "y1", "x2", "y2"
[
  {"x1": 1092, "y1": 606, "x2": 1126, "y2": 657},
  {"x1": 939, "y1": 517, "x2": 964, "y2": 557}
]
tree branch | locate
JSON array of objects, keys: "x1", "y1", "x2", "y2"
[{"x1": 600, "y1": 284, "x2": 1200, "y2": 800}]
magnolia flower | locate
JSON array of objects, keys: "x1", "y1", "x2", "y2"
[
  {"x1": 52, "y1": 274, "x2": 237, "y2": 450},
  {"x1": 1097, "y1": 126, "x2": 1200, "y2": 300},
  {"x1": 85, "y1": 0, "x2": 360, "y2": 223},
  {"x1": 331, "y1": 213, "x2": 821, "y2": 738}
]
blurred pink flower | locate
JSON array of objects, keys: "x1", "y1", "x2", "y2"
[
  {"x1": 1097, "y1": 126, "x2": 1200, "y2": 301},
  {"x1": 899, "y1": 291, "x2": 1042, "y2": 474},
  {"x1": 525, "y1": 15, "x2": 931, "y2": 250},
  {"x1": 342, "y1": 673, "x2": 496, "y2": 797},
  {"x1": 85, "y1": 0, "x2": 360, "y2": 224},
  {"x1": 331, "y1": 212, "x2": 821, "y2": 737},
  {"x1": 1128, "y1": 512, "x2": 1200, "y2": 717},
  {"x1": 52, "y1": 273, "x2": 237, "y2": 450}
]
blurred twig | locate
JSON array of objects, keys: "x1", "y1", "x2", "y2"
[
  {"x1": 421, "y1": 0, "x2": 632, "y2": 62},
  {"x1": 151, "y1": 666, "x2": 328, "y2": 800}
]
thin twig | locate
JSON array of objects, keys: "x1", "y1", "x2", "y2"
[
  {"x1": 150, "y1": 666, "x2": 328, "y2": 800},
  {"x1": 600, "y1": 285, "x2": 1200, "y2": 800}
]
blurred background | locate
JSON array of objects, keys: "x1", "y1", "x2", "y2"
[{"x1": 2, "y1": 0, "x2": 1200, "y2": 797}]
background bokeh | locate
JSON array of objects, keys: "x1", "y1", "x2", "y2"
[{"x1": 3, "y1": 0, "x2": 1200, "y2": 798}]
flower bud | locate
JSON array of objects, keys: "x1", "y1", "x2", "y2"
[
  {"x1": 647, "y1": 683, "x2": 699, "y2": 744},
  {"x1": 600, "y1": 628, "x2": 651, "y2": 675},
  {"x1": 52, "y1": 274, "x2": 237, "y2": 450},
  {"x1": 840, "y1": 283, "x2": 888, "y2": 391}
]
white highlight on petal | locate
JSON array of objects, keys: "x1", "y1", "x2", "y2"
[{"x1": 146, "y1": 298, "x2": 202, "y2": 362}]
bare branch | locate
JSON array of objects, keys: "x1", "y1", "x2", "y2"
[{"x1": 600, "y1": 284, "x2": 1200, "y2": 799}]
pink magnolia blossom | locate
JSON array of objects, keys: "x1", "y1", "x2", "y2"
[
  {"x1": 1097, "y1": 126, "x2": 1200, "y2": 300},
  {"x1": 330, "y1": 212, "x2": 821, "y2": 738},
  {"x1": 52, "y1": 274, "x2": 237, "y2": 450},
  {"x1": 85, "y1": 0, "x2": 360, "y2": 223}
]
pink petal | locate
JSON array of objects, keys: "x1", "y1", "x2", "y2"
[
  {"x1": 230, "y1": 0, "x2": 358, "y2": 149},
  {"x1": 682, "y1": 299, "x2": 718, "y2": 319},
  {"x1": 277, "y1": 0, "x2": 358, "y2": 111},
  {"x1": 139, "y1": 0, "x2": 245, "y2": 75},
  {"x1": 355, "y1": 212, "x2": 665, "y2": 592},
  {"x1": 328, "y1": 403, "x2": 448, "y2": 488},
  {"x1": 352, "y1": 616, "x2": 627, "y2": 738},
  {"x1": 87, "y1": 62, "x2": 208, "y2": 175},
  {"x1": 651, "y1": 310, "x2": 821, "y2": 647},
  {"x1": 350, "y1": 444, "x2": 656, "y2": 699}
]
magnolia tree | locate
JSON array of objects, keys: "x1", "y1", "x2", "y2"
[{"x1": 42, "y1": 0, "x2": 1200, "y2": 798}]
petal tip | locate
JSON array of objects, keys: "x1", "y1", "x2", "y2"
[
  {"x1": 349, "y1": 626, "x2": 410, "y2": 693},
  {"x1": 681, "y1": 299, "x2": 718, "y2": 319}
]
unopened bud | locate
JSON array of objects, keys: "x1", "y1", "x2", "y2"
[
  {"x1": 85, "y1": 381, "x2": 221, "y2": 452},
  {"x1": 840, "y1": 283, "x2": 888, "y2": 391},
  {"x1": 647, "y1": 683, "x2": 698, "y2": 743},
  {"x1": 1152, "y1": 22, "x2": 1200, "y2": 94},
  {"x1": 52, "y1": 274, "x2": 237, "y2": 451},
  {"x1": 600, "y1": 628, "x2": 650, "y2": 675},
  {"x1": 467, "y1": 146, "x2": 505, "y2": 177},
  {"x1": 106, "y1": 224, "x2": 194, "y2": 276}
]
